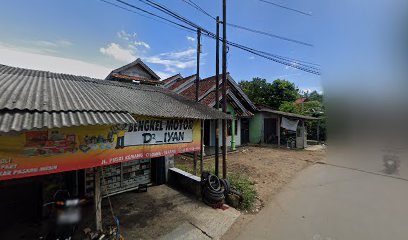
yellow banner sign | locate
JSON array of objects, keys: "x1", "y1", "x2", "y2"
[{"x1": 0, "y1": 117, "x2": 201, "y2": 181}]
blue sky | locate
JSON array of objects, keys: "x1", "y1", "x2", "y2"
[{"x1": 0, "y1": 0, "x2": 321, "y2": 93}]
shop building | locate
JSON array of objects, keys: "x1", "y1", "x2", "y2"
[{"x1": 0, "y1": 63, "x2": 227, "y2": 236}]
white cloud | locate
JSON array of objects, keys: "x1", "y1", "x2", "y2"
[
  {"x1": 133, "y1": 41, "x2": 150, "y2": 49},
  {"x1": 249, "y1": 56, "x2": 255, "y2": 60},
  {"x1": 155, "y1": 71, "x2": 174, "y2": 80},
  {"x1": 101, "y1": 31, "x2": 198, "y2": 76},
  {"x1": 57, "y1": 39, "x2": 73, "y2": 46},
  {"x1": 35, "y1": 40, "x2": 58, "y2": 47},
  {"x1": 159, "y1": 48, "x2": 196, "y2": 59},
  {"x1": 0, "y1": 44, "x2": 111, "y2": 79},
  {"x1": 24, "y1": 39, "x2": 73, "y2": 48},
  {"x1": 145, "y1": 56, "x2": 195, "y2": 73},
  {"x1": 300, "y1": 87, "x2": 323, "y2": 95},
  {"x1": 187, "y1": 36, "x2": 195, "y2": 42},
  {"x1": 117, "y1": 30, "x2": 136, "y2": 41},
  {"x1": 100, "y1": 43, "x2": 136, "y2": 63},
  {"x1": 145, "y1": 48, "x2": 197, "y2": 73}
]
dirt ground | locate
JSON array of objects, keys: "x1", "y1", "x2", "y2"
[
  {"x1": 223, "y1": 146, "x2": 326, "y2": 240},
  {"x1": 176, "y1": 145, "x2": 326, "y2": 207},
  {"x1": 175, "y1": 145, "x2": 326, "y2": 240}
]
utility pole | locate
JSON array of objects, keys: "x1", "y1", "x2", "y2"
[
  {"x1": 197, "y1": 29, "x2": 204, "y2": 174},
  {"x1": 194, "y1": 28, "x2": 201, "y2": 175},
  {"x1": 222, "y1": 0, "x2": 227, "y2": 179},
  {"x1": 214, "y1": 16, "x2": 220, "y2": 177}
]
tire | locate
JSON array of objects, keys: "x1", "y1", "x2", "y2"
[{"x1": 207, "y1": 174, "x2": 221, "y2": 191}]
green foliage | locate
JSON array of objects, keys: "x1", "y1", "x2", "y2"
[
  {"x1": 227, "y1": 173, "x2": 257, "y2": 210},
  {"x1": 239, "y1": 78, "x2": 272, "y2": 106},
  {"x1": 305, "y1": 90, "x2": 323, "y2": 102},
  {"x1": 239, "y1": 78, "x2": 299, "y2": 109},
  {"x1": 269, "y1": 79, "x2": 299, "y2": 109},
  {"x1": 279, "y1": 100, "x2": 324, "y2": 116},
  {"x1": 306, "y1": 118, "x2": 327, "y2": 141},
  {"x1": 279, "y1": 101, "x2": 299, "y2": 114}
]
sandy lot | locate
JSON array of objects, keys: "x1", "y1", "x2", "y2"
[
  {"x1": 176, "y1": 145, "x2": 326, "y2": 206},
  {"x1": 222, "y1": 146, "x2": 326, "y2": 240},
  {"x1": 175, "y1": 145, "x2": 326, "y2": 240}
]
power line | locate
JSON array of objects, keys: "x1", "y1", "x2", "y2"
[
  {"x1": 99, "y1": 0, "x2": 195, "y2": 33},
  {"x1": 131, "y1": 0, "x2": 320, "y2": 73},
  {"x1": 113, "y1": 0, "x2": 196, "y2": 31},
  {"x1": 102, "y1": 0, "x2": 320, "y2": 74},
  {"x1": 181, "y1": 0, "x2": 313, "y2": 47},
  {"x1": 226, "y1": 23, "x2": 313, "y2": 47},
  {"x1": 259, "y1": 0, "x2": 312, "y2": 16},
  {"x1": 182, "y1": 0, "x2": 216, "y2": 20}
]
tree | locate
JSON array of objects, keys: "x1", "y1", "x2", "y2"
[
  {"x1": 306, "y1": 90, "x2": 323, "y2": 103},
  {"x1": 279, "y1": 100, "x2": 326, "y2": 141},
  {"x1": 279, "y1": 100, "x2": 323, "y2": 116},
  {"x1": 269, "y1": 79, "x2": 299, "y2": 109},
  {"x1": 239, "y1": 78, "x2": 272, "y2": 106},
  {"x1": 240, "y1": 78, "x2": 299, "y2": 109}
]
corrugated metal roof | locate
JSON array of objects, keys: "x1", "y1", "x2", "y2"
[
  {"x1": 0, "y1": 110, "x2": 136, "y2": 133},
  {"x1": 0, "y1": 64, "x2": 229, "y2": 132},
  {"x1": 257, "y1": 105, "x2": 319, "y2": 120}
]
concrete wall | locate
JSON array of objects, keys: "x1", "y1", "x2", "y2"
[
  {"x1": 167, "y1": 168, "x2": 201, "y2": 198},
  {"x1": 249, "y1": 112, "x2": 280, "y2": 144}
]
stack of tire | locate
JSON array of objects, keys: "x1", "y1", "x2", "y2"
[{"x1": 201, "y1": 171, "x2": 230, "y2": 206}]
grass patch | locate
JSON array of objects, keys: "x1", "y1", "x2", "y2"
[
  {"x1": 227, "y1": 173, "x2": 257, "y2": 210},
  {"x1": 174, "y1": 155, "x2": 257, "y2": 210}
]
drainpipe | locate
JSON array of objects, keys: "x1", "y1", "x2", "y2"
[{"x1": 231, "y1": 111, "x2": 236, "y2": 151}]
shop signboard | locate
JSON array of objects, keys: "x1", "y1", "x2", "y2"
[{"x1": 0, "y1": 117, "x2": 201, "y2": 181}]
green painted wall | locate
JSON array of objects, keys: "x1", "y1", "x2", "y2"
[{"x1": 249, "y1": 113, "x2": 263, "y2": 144}]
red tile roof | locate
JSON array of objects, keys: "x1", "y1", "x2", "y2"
[
  {"x1": 168, "y1": 74, "x2": 196, "y2": 91},
  {"x1": 180, "y1": 76, "x2": 218, "y2": 100},
  {"x1": 161, "y1": 74, "x2": 182, "y2": 84},
  {"x1": 295, "y1": 97, "x2": 308, "y2": 104},
  {"x1": 199, "y1": 88, "x2": 225, "y2": 106}
]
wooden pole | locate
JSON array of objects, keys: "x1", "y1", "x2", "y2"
[
  {"x1": 194, "y1": 28, "x2": 201, "y2": 176},
  {"x1": 200, "y1": 119, "x2": 204, "y2": 173},
  {"x1": 277, "y1": 117, "x2": 281, "y2": 148},
  {"x1": 214, "y1": 16, "x2": 220, "y2": 177},
  {"x1": 222, "y1": 0, "x2": 228, "y2": 179},
  {"x1": 94, "y1": 167, "x2": 102, "y2": 231}
]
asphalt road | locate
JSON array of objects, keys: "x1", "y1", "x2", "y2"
[{"x1": 235, "y1": 163, "x2": 408, "y2": 240}]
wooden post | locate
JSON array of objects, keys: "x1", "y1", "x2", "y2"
[
  {"x1": 94, "y1": 167, "x2": 102, "y2": 232},
  {"x1": 222, "y1": 0, "x2": 228, "y2": 179},
  {"x1": 200, "y1": 119, "x2": 204, "y2": 174},
  {"x1": 317, "y1": 120, "x2": 320, "y2": 143},
  {"x1": 277, "y1": 117, "x2": 281, "y2": 148},
  {"x1": 214, "y1": 16, "x2": 220, "y2": 177},
  {"x1": 194, "y1": 28, "x2": 201, "y2": 176}
]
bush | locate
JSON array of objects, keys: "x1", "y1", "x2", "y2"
[{"x1": 227, "y1": 173, "x2": 257, "y2": 210}]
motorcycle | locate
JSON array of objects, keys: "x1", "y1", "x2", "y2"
[
  {"x1": 383, "y1": 154, "x2": 400, "y2": 174},
  {"x1": 40, "y1": 190, "x2": 87, "y2": 240}
]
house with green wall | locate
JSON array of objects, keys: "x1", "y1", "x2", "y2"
[{"x1": 249, "y1": 105, "x2": 319, "y2": 148}]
